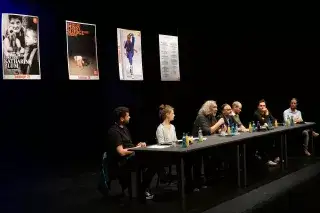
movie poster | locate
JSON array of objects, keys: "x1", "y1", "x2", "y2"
[
  {"x1": 2, "y1": 13, "x2": 41, "y2": 79},
  {"x1": 66, "y1": 21, "x2": 99, "y2": 80},
  {"x1": 159, "y1": 34, "x2": 180, "y2": 81},
  {"x1": 117, "y1": 28, "x2": 143, "y2": 80}
]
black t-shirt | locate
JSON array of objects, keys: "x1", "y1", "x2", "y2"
[
  {"x1": 107, "y1": 123, "x2": 134, "y2": 165},
  {"x1": 192, "y1": 113, "x2": 217, "y2": 136}
]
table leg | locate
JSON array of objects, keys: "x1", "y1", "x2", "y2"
[
  {"x1": 177, "y1": 156, "x2": 186, "y2": 212},
  {"x1": 280, "y1": 134, "x2": 284, "y2": 171},
  {"x1": 284, "y1": 134, "x2": 288, "y2": 169},
  {"x1": 236, "y1": 145, "x2": 241, "y2": 187},
  {"x1": 311, "y1": 128, "x2": 315, "y2": 157},
  {"x1": 243, "y1": 144, "x2": 247, "y2": 188},
  {"x1": 135, "y1": 165, "x2": 144, "y2": 203}
]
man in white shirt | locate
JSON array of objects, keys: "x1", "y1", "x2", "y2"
[{"x1": 283, "y1": 98, "x2": 319, "y2": 156}]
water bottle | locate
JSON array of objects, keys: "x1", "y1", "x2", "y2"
[
  {"x1": 286, "y1": 115, "x2": 291, "y2": 126},
  {"x1": 249, "y1": 122, "x2": 253, "y2": 133},
  {"x1": 290, "y1": 116, "x2": 294, "y2": 126},
  {"x1": 234, "y1": 123, "x2": 238, "y2": 134},
  {"x1": 198, "y1": 128, "x2": 203, "y2": 142},
  {"x1": 257, "y1": 121, "x2": 261, "y2": 131},
  {"x1": 182, "y1": 133, "x2": 187, "y2": 148},
  {"x1": 252, "y1": 122, "x2": 256, "y2": 132}
]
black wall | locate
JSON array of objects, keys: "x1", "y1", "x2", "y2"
[{"x1": 1, "y1": 1, "x2": 319, "y2": 176}]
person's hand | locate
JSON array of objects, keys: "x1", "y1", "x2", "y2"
[
  {"x1": 264, "y1": 108, "x2": 269, "y2": 116},
  {"x1": 137, "y1": 142, "x2": 146, "y2": 147},
  {"x1": 218, "y1": 118, "x2": 225, "y2": 125}
]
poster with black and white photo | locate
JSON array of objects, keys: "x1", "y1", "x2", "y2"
[
  {"x1": 159, "y1": 34, "x2": 180, "y2": 81},
  {"x1": 2, "y1": 13, "x2": 41, "y2": 79},
  {"x1": 66, "y1": 20, "x2": 99, "y2": 80}
]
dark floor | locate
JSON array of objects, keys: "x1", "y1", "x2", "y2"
[
  {"x1": 1, "y1": 155, "x2": 319, "y2": 213},
  {"x1": 251, "y1": 172, "x2": 320, "y2": 213}
]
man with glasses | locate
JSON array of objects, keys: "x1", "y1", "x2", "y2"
[{"x1": 283, "y1": 98, "x2": 319, "y2": 156}]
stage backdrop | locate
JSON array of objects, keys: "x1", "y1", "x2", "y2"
[
  {"x1": 66, "y1": 20, "x2": 99, "y2": 80},
  {"x1": 159, "y1": 34, "x2": 180, "y2": 81},
  {"x1": 2, "y1": 13, "x2": 41, "y2": 79},
  {"x1": 117, "y1": 28, "x2": 143, "y2": 81}
]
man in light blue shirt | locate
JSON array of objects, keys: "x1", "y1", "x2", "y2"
[{"x1": 283, "y1": 98, "x2": 319, "y2": 156}]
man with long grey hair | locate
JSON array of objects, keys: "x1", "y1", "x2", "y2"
[
  {"x1": 192, "y1": 100, "x2": 225, "y2": 136},
  {"x1": 191, "y1": 100, "x2": 226, "y2": 188}
]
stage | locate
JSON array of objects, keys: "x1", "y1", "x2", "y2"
[{"x1": 2, "y1": 155, "x2": 320, "y2": 213}]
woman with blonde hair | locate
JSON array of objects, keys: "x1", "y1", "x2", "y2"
[{"x1": 156, "y1": 104, "x2": 177, "y2": 144}]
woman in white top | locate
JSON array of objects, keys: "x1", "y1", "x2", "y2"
[{"x1": 156, "y1": 104, "x2": 177, "y2": 144}]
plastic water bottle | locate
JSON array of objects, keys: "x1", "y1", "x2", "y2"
[
  {"x1": 257, "y1": 121, "x2": 261, "y2": 131},
  {"x1": 198, "y1": 128, "x2": 203, "y2": 142},
  {"x1": 290, "y1": 116, "x2": 294, "y2": 126},
  {"x1": 252, "y1": 122, "x2": 256, "y2": 132},
  {"x1": 182, "y1": 133, "x2": 187, "y2": 148}
]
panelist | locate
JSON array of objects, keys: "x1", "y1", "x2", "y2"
[
  {"x1": 283, "y1": 98, "x2": 319, "y2": 156},
  {"x1": 107, "y1": 107, "x2": 156, "y2": 200},
  {"x1": 156, "y1": 104, "x2": 177, "y2": 144},
  {"x1": 253, "y1": 99, "x2": 279, "y2": 166},
  {"x1": 231, "y1": 101, "x2": 249, "y2": 132}
]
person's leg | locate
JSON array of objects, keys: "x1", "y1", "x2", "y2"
[
  {"x1": 184, "y1": 155, "x2": 194, "y2": 192},
  {"x1": 192, "y1": 154, "x2": 203, "y2": 190},
  {"x1": 302, "y1": 130, "x2": 310, "y2": 156}
]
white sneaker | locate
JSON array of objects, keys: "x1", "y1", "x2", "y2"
[
  {"x1": 193, "y1": 188, "x2": 200, "y2": 192},
  {"x1": 274, "y1": 157, "x2": 280, "y2": 163},
  {"x1": 145, "y1": 190, "x2": 154, "y2": 200},
  {"x1": 267, "y1": 160, "x2": 278, "y2": 166}
]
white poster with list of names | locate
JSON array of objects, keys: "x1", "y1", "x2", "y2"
[{"x1": 159, "y1": 34, "x2": 180, "y2": 81}]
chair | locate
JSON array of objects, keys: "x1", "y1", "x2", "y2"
[{"x1": 98, "y1": 152, "x2": 132, "y2": 198}]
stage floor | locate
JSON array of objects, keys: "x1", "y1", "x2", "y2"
[{"x1": 2, "y1": 156, "x2": 320, "y2": 213}]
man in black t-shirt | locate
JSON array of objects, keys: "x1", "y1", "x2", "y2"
[{"x1": 107, "y1": 107, "x2": 155, "y2": 200}]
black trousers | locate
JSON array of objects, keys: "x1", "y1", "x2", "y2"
[
  {"x1": 256, "y1": 137, "x2": 278, "y2": 163},
  {"x1": 184, "y1": 153, "x2": 203, "y2": 190},
  {"x1": 118, "y1": 156, "x2": 157, "y2": 192}
]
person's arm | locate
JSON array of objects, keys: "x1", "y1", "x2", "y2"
[
  {"x1": 156, "y1": 125, "x2": 165, "y2": 144},
  {"x1": 298, "y1": 111, "x2": 303, "y2": 122},
  {"x1": 131, "y1": 35, "x2": 135, "y2": 46},
  {"x1": 283, "y1": 110, "x2": 288, "y2": 123},
  {"x1": 211, "y1": 118, "x2": 224, "y2": 134},
  {"x1": 254, "y1": 111, "x2": 266, "y2": 125},
  {"x1": 116, "y1": 145, "x2": 133, "y2": 156},
  {"x1": 173, "y1": 125, "x2": 178, "y2": 141},
  {"x1": 109, "y1": 130, "x2": 133, "y2": 156}
]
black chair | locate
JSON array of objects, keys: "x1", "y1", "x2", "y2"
[{"x1": 98, "y1": 152, "x2": 133, "y2": 199}]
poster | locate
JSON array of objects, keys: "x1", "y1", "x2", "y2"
[
  {"x1": 66, "y1": 21, "x2": 99, "y2": 80},
  {"x1": 117, "y1": 28, "x2": 143, "y2": 80},
  {"x1": 2, "y1": 13, "x2": 41, "y2": 79},
  {"x1": 159, "y1": 34, "x2": 180, "y2": 81}
]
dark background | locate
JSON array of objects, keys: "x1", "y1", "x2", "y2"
[{"x1": 1, "y1": 0, "x2": 319, "y2": 178}]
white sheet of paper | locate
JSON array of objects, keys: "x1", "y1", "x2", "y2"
[{"x1": 147, "y1": 145, "x2": 171, "y2": 149}]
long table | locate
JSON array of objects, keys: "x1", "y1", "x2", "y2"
[{"x1": 130, "y1": 122, "x2": 316, "y2": 212}]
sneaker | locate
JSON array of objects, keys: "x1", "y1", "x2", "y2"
[
  {"x1": 145, "y1": 190, "x2": 154, "y2": 200},
  {"x1": 304, "y1": 150, "x2": 311, "y2": 156},
  {"x1": 312, "y1": 132, "x2": 319, "y2": 137},
  {"x1": 274, "y1": 157, "x2": 280, "y2": 163},
  {"x1": 193, "y1": 188, "x2": 200, "y2": 192},
  {"x1": 267, "y1": 160, "x2": 278, "y2": 166},
  {"x1": 201, "y1": 185, "x2": 208, "y2": 189}
]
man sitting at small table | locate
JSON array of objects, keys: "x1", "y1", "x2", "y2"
[
  {"x1": 283, "y1": 98, "x2": 319, "y2": 156},
  {"x1": 107, "y1": 107, "x2": 156, "y2": 200}
]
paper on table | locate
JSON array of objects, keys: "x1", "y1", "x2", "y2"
[{"x1": 147, "y1": 145, "x2": 172, "y2": 149}]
